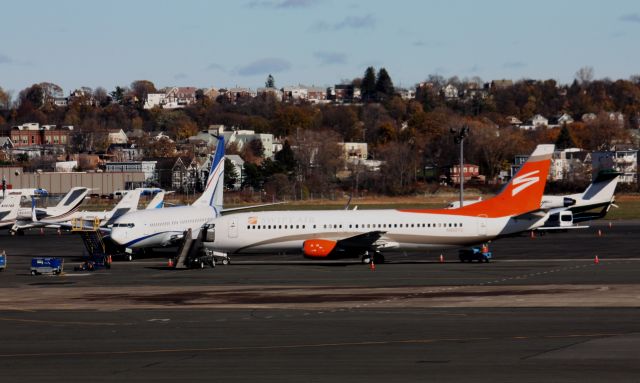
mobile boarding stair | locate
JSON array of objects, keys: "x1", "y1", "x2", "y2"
[
  {"x1": 70, "y1": 218, "x2": 112, "y2": 270},
  {"x1": 171, "y1": 226, "x2": 227, "y2": 269}
]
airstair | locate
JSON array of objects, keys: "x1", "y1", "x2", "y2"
[{"x1": 71, "y1": 218, "x2": 109, "y2": 262}]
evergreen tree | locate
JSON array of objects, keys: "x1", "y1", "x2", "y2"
[
  {"x1": 224, "y1": 158, "x2": 239, "y2": 189},
  {"x1": 361, "y1": 67, "x2": 376, "y2": 101},
  {"x1": 274, "y1": 139, "x2": 297, "y2": 173},
  {"x1": 555, "y1": 125, "x2": 577, "y2": 149},
  {"x1": 265, "y1": 74, "x2": 275, "y2": 88},
  {"x1": 375, "y1": 68, "x2": 394, "y2": 101}
]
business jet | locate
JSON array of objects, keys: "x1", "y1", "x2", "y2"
[
  {"x1": 0, "y1": 191, "x2": 27, "y2": 230},
  {"x1": 1, "y1": 188, "x2": 48, "y2": 201},
  {"x1": 10, "y1": 187, "x2": 89, "y2": 235},
  {"x1": 448, "y1": 169, "x2": 621, "y2": 228},
  {"x1": 200, "y1": 144, "x2": 556, "y2": 263},
  {"x1": 109, "y1": 137, "x2": 226, "y2": 249}
]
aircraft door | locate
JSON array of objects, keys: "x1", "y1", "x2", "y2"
[
  {"x1": 228, "y1": 217, "x2": 238, "y2": 238},
  {"x1": 477, "y1": 218, "x2": 487, "y2": 236}
]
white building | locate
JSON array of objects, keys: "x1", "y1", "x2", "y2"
[
  {"x1": 520, "y1": 114, "x2": 548, "y2": 130},
  {"x1": 282, "y1": 86, "x2": 308, "y2": 101},
  {"x1": 225, "y1": 154, "x2": 245, "y2": 190},
  {"x1": 144, "y1": 93, "x2": 167, "y2": 109},
  {"x1": 105, "y1": 161, "x2": 158, "y2": 183},
  {"x1": 550, "y1": 148, "x2": 589, "y2": 181},
  {"x1": 592, "y1": 147, "x2": 638, "y2": 184}
]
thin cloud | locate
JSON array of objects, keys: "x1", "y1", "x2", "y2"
[
  {"x1": 174, "y1": 73, "x2": 188, "y2": 80},
  {"x1": 237, "y1": 58, "x2": 292, "y2": 76},
  {"x1": 206, "y1": 63, "x2": 226, "y2": 71},
  {"x1": 314, "y1": 51, "x2": 347, "y2": 65},
  {"x1": 503, "y1": 61, "x2": 527, "y2": 69},
  {"x1": 619, "y1": 13, "x2": 640, "y2": 23},
  {"x1": 0, "y1": 53, "x2": 12, "y2": 64},
  {"x1": 413, "y1": 40, "x2": 443, "y2": 47},
  {"x1": 468, "y1": 64, "x2": 482, "y2": 73},
  {"x1": 247, "y1": 0, "x2": 319, "y2": 8},
  {"x1": 310, "y1": 14, "x2": 376, "y2": 32},
  {"x1": 335, "y1": 14, "x2": 376, "y2": 30}
]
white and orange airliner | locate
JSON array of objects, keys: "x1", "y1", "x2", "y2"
[{"x1": 204, "y1": 144, "x2": 555, "y2": 262}]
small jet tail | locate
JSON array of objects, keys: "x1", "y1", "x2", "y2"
[
  {"x1": 581, "y1": 169, "x2": 620, "y2": 202},
  {"x1": 55, "y1": 187, "x2": 89, "y2": 210},
  {"x1": 192, "y1": 136, "x2": 225, "y2": 214},
  {"x1": 0, "y1": 193, "x2": 22, "y2": 223},
  {"x1": 145, "y1": 191, "x2": 165, "y2": 209},
  {"x1": 103, "y1": 189, "x2": 143, "y2": 226},
  {"x1": 450, "y1": 144, "x2": 555, "y2": 218}
]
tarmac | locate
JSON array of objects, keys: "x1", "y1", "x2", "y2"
[{"x1": 0, "y1": 220, "x2": 639, "y2": 382}]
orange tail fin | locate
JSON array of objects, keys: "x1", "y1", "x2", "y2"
[
  {"x1": 456, "y1": 144, "x2": 554, "y2": 217},
  {"x1": 400, "y1": 144, "x2": 554, "y2": 218}
]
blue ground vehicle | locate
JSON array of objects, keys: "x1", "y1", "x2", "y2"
[
  {"x1": 30, "y1": 257, "x2": 64, "y2": 275},
  {"x1": 0, "y1": 251, "x2": 6, "y2": 271},
  {"x1": 458, "y1": 246, "x2": 492, "y2": 263}
]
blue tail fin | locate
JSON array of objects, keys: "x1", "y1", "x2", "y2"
[{"x1": 192, "y1": 136, "x2": 225, "y2": 214}]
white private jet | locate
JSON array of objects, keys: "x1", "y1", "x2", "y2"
[
  {"x1": 200, "y1": 144, "x2": 556, "y2": 263},
  {"x1": 447, "y1": 169, "x2": 621, "y2": 229},
  {"x1": 0, "y1": 191, "x2": 27, "y2": 230},
  {"x1": 109, "y1": 137, "x2": 226, "y2": 249},
  {"x1": 10, "y1": 187, "x2": 89, "y2": 235}
]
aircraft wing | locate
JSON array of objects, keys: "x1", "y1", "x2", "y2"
[
  {"x1": 303, "y1": 231, "x2": 386, "y2": 258},
  {"x1": 220, "y1": 202, "x2": 288, "y2": 215}
]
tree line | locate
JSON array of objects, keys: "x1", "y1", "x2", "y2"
[{"x1": 0, "y1": 66, "x2": 638, "y2": 198}]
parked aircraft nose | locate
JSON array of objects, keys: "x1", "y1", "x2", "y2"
[{"x1": 110, "y1": 228, "x2": 127, "y2": 245}]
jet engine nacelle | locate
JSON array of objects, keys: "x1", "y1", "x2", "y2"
[
  {"x1": 303, "y1": 239, "x2": 337, "y2": 258},
  {"x1": 540, "y1": 196, "x2": 576, "y2": 209}
]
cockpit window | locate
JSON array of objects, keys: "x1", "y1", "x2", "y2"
[{"x1": 113, "y1": 223, "x2": 135, "y2": 228}]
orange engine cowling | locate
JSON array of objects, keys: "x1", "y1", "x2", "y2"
[{"x1": 303, "y1": 239, "x2": 337, "y2": 258}]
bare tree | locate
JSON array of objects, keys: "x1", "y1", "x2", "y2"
[{"x1": 575, "y1": 66, "x2": 594, "y2": 85}]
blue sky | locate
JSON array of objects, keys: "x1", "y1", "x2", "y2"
[{"x1": 1, "y1": 0, "x2": 639, "y2": 96}]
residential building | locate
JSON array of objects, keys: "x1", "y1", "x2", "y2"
[
  {"x1": 10, "y1": 123, "x2": 72, "y2": 147},
  {"x1": 550, "y1": 148, "x2": 590, "y2": 182},
  {"x1": 329, "y1": 84, "x2": 361, "y2": 103},
  {"x1": 203, "y1": 125, "x2": 275, "y2": 158},
  {"x1": 490, "y1": 79, "x2": 513, "y2": 89},
  {"x1": 144, "y1": 93, "x2": 167, "y2": 109},
  {"x1": 592, "y1": 146, "x2": 638, "y2": 184},
  {"x1": 306, "y1": 86, "x2": 328, "y2": 103},
  {"x1": 107, "y1": 129, "x2": 128, "y2": 145},
  {"x1": 256, "y1": 87, "x2": 283, "y2": 101},
  {"x1": 281, "y1": 86, "x2": 307, "y2": 102},
  {"x1": 449, "y1": 163, "x2": 481, "y2": 185},
  {"x1": 548, "y1": 113, "x2": 574, "y2": 128},
  {"x1": 337, "y1": 142, "x2": 368, "y2": 162},
  {"x1": 505, "y1": 116, "x2": 522, "y2": 127},
  {"x1": 165, "y1": 87, "x2": 197, "y2": 108},
  {"x1": 442, "y1": 84, "x2": 459, "y2": 100},
  {"x1": 519, "y1": 114, "x2": 548, "y2": 130}
]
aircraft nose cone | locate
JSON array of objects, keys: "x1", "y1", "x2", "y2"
[{"x1": 110, "y1": 229, "x2": 125, "y2": 245}]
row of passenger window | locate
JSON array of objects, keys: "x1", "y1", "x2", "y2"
[{"x1": 246, "y1": 222, "x2": 464, "y2": 230}]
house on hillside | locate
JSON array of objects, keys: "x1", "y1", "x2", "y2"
[{"x1": 520, "y1": 114, "x2": 548, "y2": 130}]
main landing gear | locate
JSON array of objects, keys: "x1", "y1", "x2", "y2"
[{"x1": 362, "y1": 251, "x2": 385, "y2": 264}]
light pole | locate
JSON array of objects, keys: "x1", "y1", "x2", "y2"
[{"x1": 450, "y1": 125, "x2": 469, "y2": 208}]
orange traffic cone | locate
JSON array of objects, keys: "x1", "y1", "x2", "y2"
[
  {"x1": 168, "y1": 258, "x2": 174, "y2": 268},
  {"x1": 597, "y1": 229, "x2": 602, "y2": 237},
  {"x1": 369, "y1": 261, "x2": 376, "y2": 271},
  {"x1": 40, "y1": 228, "x2": 44, "y2": 235},
  {"x1": 594, "y1": 255, "x2": 600, "y2": 264},
  {"x1": 530, "y1": 231, "x2": 535, "y2": 239},
  {"x1": 439, "y1": 254, "x2": 444, "y2": 263}
]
